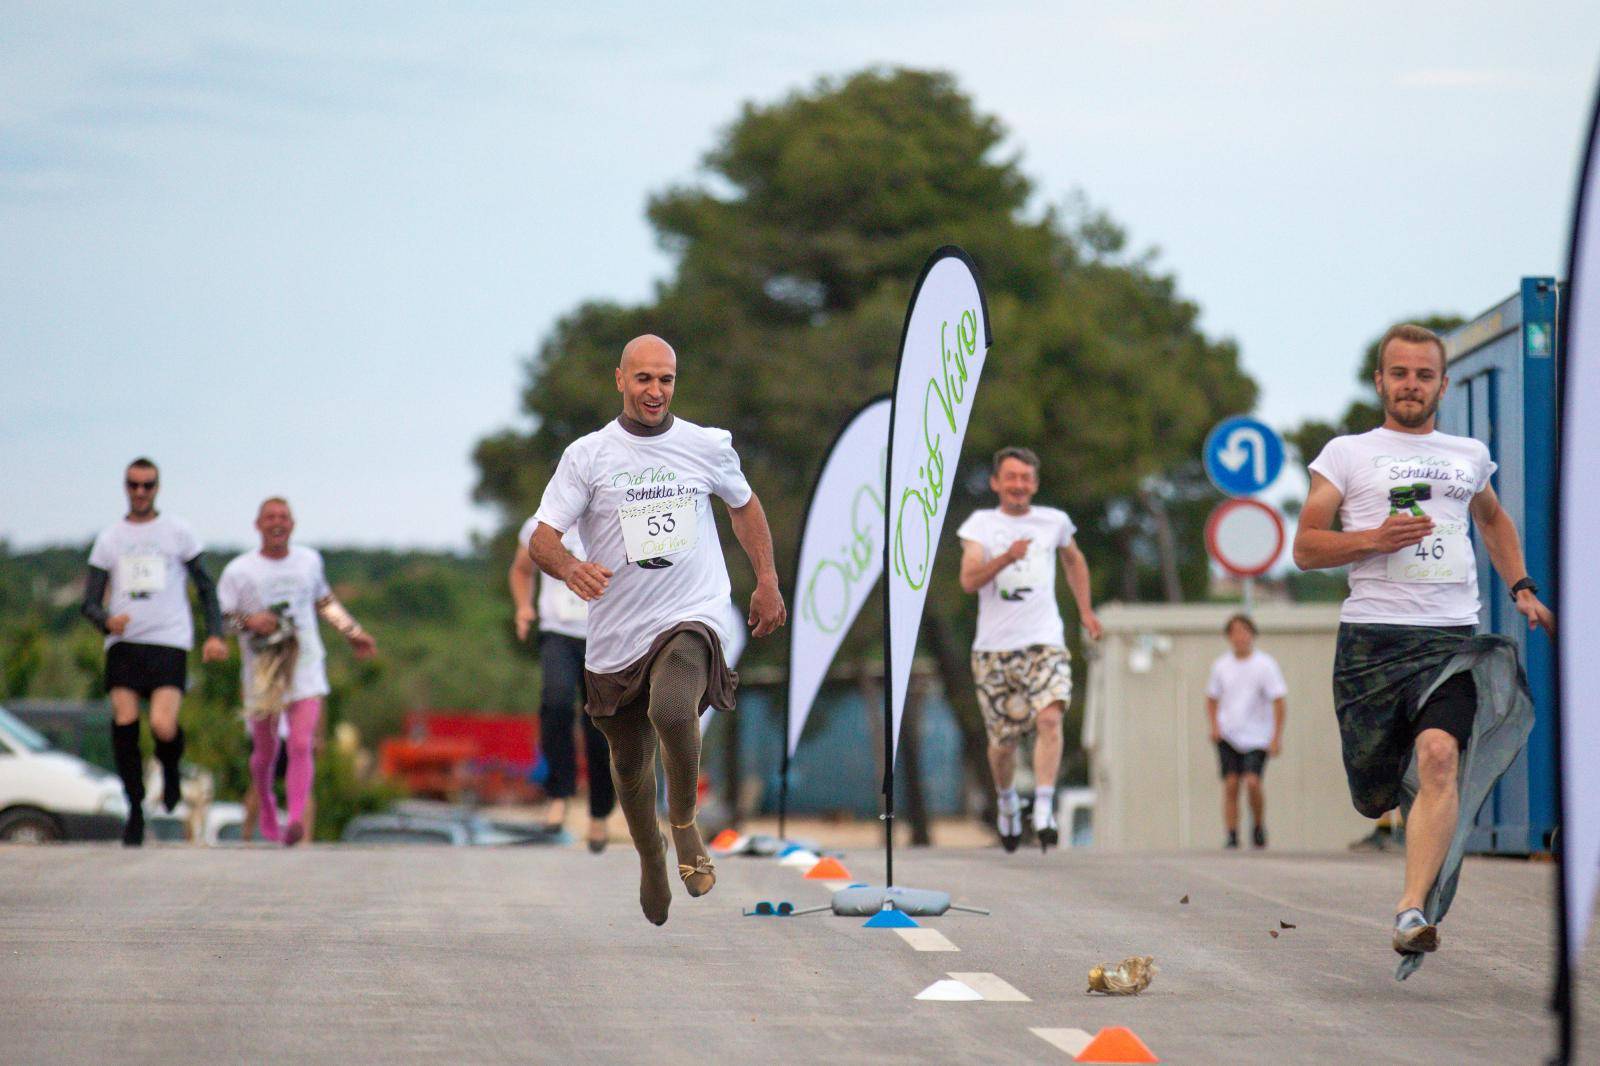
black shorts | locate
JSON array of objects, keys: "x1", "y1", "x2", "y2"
[
  {"x1": 105, "y1": 641, "x2": 188, "y2": 698},
  {"x1": 1415, "y1": 671, "x2": 1476, "y2": 747},
  {"x1": 1217, "y1": 740, "x2": 1267, "y2": 779}
]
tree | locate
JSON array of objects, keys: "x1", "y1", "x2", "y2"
[{"x1": 472, "y1": 67, "x2": 1259, "y2": 797}]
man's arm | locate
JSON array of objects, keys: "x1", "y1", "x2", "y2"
[
  {"x1": 727, "y1": 492, "x2": 786, "y2": 638},
  {"x1": 81, "y1": 566, "x2": 113, "y2": 634},
  {"x1": 1057, "y1": 540, "x2": 1102, "y2": 641},
  {"x1": 1270, "y1": 697, "x2": 1286, "y2": 757},
  {"x1": 508, "y1": 547, "x2": 538, "y2": 642},
  {"x1": 316, "y1": 593, "x2": 377, "y2": 659},
  {"x1": 1470, "y1": 483, "x2": 1555, "y2": 634},
  {"x1": 958, "y1": 538, "x2": 1025, "y2": 593},
  {"x1": 530, "y1": 522, "x2": 611, "y2": 601},
  {"x1": 184, "y1": 554, "x2": 229, "y2": 662},
  {"x1": 1291, "y1": 472, "x2": 1433, "y2": 570},
  {"x1": 1205, "y1": 695, "x2": 1220, "y2": 744}
]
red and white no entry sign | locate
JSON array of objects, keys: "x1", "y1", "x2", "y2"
[{"x1": 1205, "y1": 498, "x2": 1285, "y2": 577}]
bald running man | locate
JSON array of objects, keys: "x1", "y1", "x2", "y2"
[{"x1": 530, "y1": 335, "x2": 786, "y2": 925}]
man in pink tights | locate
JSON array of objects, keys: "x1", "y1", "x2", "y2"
[{"x1": 219, "y1": 498, "x2": 376, "y2": 845}]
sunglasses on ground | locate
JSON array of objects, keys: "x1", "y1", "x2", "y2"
[{"x1": 744, "y1": 901, "x2": 794, "y2": 916}]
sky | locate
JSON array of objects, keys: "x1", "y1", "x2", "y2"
[{"x1": 4, "y1": 2, "x2": 1598, "y2": 551}]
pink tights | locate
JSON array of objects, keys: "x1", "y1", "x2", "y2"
[{"x1": 248, "y1": 698, "x2": 321, "y2": 843}]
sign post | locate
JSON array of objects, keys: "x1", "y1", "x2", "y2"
[{"x1": 1203, "y1": 415, "x2": 1287, "y2": 604}]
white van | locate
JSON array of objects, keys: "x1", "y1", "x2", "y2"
[{"x1": 0, "y1": 704, "x2": 129, "y2": 842}]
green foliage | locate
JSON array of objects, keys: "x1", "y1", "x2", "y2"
[{"x1": 472, "y1": 68, "x2": 1259, "y2": 666}]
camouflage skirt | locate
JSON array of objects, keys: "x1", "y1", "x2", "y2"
[
  {"x1": 1332, "y1": 622, "x2": 1478, "y2": 818},
  {"x1": 970, "y1": 644, "x2": 1073, "y2": 746}
]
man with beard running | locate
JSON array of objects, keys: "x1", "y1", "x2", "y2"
[
  {"x1": 529, "y1": 334, "x2": 786, "y2": 925},
  {"x1": 1295, "y1": 323, "x2": 1554, "y2": 976},
  {"x1": 81, "y1": 458, "x2": 228, "y2": 845}
]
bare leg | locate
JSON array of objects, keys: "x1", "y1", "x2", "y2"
[
  {"x1": 987, "y1": 742, "x2": 1017, "y2": 792},
  {"x1": 1245, "y1": 773, "x2": 1265, "y2": 826},
  {"x1": 148, "y1": 686, "x2": 184, "y2": 812},
  {"x1": 1398, "y1": 729, "x2": 1460, "y2": 914},
  {"x1": 1222, "y1": 773, "x2": 1240, "y2": 835},
  {"x1": 1030, "y1": 702, "x2": 1064, "y2": 791}
]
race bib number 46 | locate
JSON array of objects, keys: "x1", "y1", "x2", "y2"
[
  {"x1": 118, "y1": 554, "x2": 167, "y2": 597},
  {"x1": 618, "y1": 496, "x2": 698, "y2": 563},
  {"x1": 1386, "y1": 520, "x2": 1472, "y2": 583}
]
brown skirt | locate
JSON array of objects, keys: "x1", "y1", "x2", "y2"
[{"x1": 583, "y1": 621, "x2": 739, "y2": 719}]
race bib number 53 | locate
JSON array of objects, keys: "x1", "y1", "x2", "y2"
[
  {"x1": 618, "y1": 496, "x2": 698, "y2": 563},
  {"x1": 1386, "y1": 520, "x2": 1472, "y2": 583}
]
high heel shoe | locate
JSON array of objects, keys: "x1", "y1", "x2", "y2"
[{"x1": 671, "y1": 819, "x2": 716, "y2": 897}]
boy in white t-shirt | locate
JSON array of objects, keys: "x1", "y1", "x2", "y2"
[
  {"x1": 957, "y1": 446, "x2": 1102, "y2": 853},
  {"x1": 1295, "y1": 323, "x2": 1553, "y2": 973},
  {"x1": 81, "y1": 457, "x2": 229, "y2": 846},
  {"x1": 1205, "y1": 614, "x2": 1287, "y2": 849},
  {"x1": 529, "y1": 335, "x2": 786, "y2": 925}
]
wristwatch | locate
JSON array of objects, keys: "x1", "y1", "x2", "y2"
[{"x1": 1509, "y1": 577, "x2": 1538, "y2": 601}]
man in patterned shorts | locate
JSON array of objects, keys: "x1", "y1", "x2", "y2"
[
  {"x1": 1295, "y1": 323, "x2": 1553, "y2": 978},
  {"x1": 958, "y1": 447, "x2": 1102, "y2": 852}
]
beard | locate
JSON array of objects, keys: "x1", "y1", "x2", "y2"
[{"x1": 1382, "y1": 386, "x2": 1440, "y2": 428}]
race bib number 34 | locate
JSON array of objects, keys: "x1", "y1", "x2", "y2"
[
  {"x1": 1386, "y1": 520, "x2": 1472, "y2": 584},
  {"x1": 118, "y1": 554, "x2": 167, "y2": 597},
  {"x1": 619, "y1": 496, "x2": 698, "y2": 563}
]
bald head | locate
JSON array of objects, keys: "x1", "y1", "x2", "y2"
[{"x1": 616, "y1": 334, "x2": 678, "y2": 427}]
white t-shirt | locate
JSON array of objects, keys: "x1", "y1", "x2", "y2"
[
  {"x1": 518, "y1": 516, "x2": 589, "y2": 641},
  {"x1": 87, "y1": 515, "x2": 203, "y2": 650},
  {"x1": 532, "y1": 417, "x2": 753, "y2": 673},
  {"x1": 1307, "y1": 427, "x2": 1496, "y2": 626},
  {"x1": 956, "y1": 506, "x2": 1078, "y2": 652},
  {"x1": 218, "y1": 546, "x2": 333, "y2": 702},
  {"x1": 1206, "y1": 650, "x2": 1288, "y2": 752}
]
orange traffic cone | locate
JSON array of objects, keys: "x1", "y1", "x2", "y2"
[
  {"x1": 804, "y1": 856, "x2": 852, "y2": 880},
  {"x1": 1075, "y1": 1026, "x2": 1159, "y2": 1063},
  {"x1": 709, "y1": 829, "x2": 741, "y2": 851}
]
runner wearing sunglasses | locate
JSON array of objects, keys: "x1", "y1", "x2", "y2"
[{"x1": 81, "y1": 458, "x2": 228, "y2": 845}]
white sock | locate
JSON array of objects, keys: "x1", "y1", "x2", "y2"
[
  {"x1": 1396, "y1": 908, "x2": 1427, "y2": 929},
  {"x1": 1033, "y1": 786, "x2": 1056, "y2": 829},
  {"x1": 997, "y1": 786, "x2": 1019, "y2": 813}
]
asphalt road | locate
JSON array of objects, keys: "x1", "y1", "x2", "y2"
[{"x1": 2, "y1": 842, "x2": 1593, "y2": 1064}]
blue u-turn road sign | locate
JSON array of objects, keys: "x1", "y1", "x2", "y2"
[{"x1": 1203, "y1": 415, "x2": 1285, "y2": 497}]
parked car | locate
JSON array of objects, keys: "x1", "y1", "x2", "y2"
[
  {"x1": 342, "y1": 801, "x2": 561, "y2": 846},
  {"x1": 0, "y1": 703, "x2": 128, "y2": 842}
]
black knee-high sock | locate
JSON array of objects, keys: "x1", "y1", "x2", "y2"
[
  {"x1": 112, "y1": 721, "x2": 145, "y2": 807},
  {"x1": 153, "y1": 727, "x2": 184, "y2": 812}
]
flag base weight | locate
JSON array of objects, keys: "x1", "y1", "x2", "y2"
[{"x1": 831, "y1": 885, "x2": 991, "y2": 918}]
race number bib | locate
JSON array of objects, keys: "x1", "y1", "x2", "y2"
[
  {"x1": 618, "y1": 496, "x2": 698, "y2": 563},
  {"x1": 117, "y1": 554, "x2": 167, "y2": 597},
  {"x1": 996, "y1": 545, "x2": 1047, "y2": 601},
  {"x1": 1386, "y1": 520, "x2": 1472, "y2": 583}
]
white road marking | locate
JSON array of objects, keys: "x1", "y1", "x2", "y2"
[
  {"x1": 946, "y1": 971, "x2": 1030, "y2": 1001},
  {"x1": 1031, "y1": 1028, "x2": 1093, "y2": 1056},
  {"x1": 895, "y1": 927, "x2": 959, "y2": 952},
  {"x1": 915, "y1": 979, "x2": 981, "y2": 1001}
]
